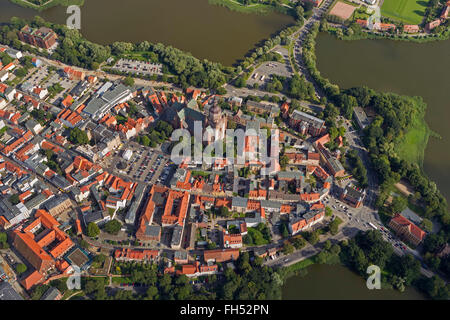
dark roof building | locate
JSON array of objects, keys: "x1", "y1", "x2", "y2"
[
  {"x1": 289, "y1": 110, "x2": 325, "y2": 136},
  {"x1": 124, "y1": 183, "x2": 147, "y2": 225},
  {"x1": 40, "y1": 287, "x2": 62, "y2": 300},
  {"x1": 340, "y1": 185, "x2": 365, "y2": 208},
  {"x1": 0, "y1": 281, "x2": 23, "y2": 300}
]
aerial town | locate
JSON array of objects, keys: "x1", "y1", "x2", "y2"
[{"x1": 0, "y1": 0, "x2": 449, "y2": 303}]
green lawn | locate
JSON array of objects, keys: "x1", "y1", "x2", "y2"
[
  {"x1": 396, "y1": 112, "x2": 430, "y2": 167},
  {"x1": 381, "y1": 0, "x2": 429, "y2": 24}
]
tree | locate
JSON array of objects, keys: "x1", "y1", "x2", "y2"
[
  {"x1": 80, "y1": 239, "x2": 89, "y2": 249},
  {"x1": 104, "y1": 220, "x2": 122, "y2": 235},
  {"x1": 87, "y1": 222, "x2": 100, "y2": 238},
  {"x1": 296, "y1": 4, "x2": 304, "y2": 19},
  {"x1": 325, "y1": 206, "x2": 333, "y2": 217},
  {"x1": 291, "y1": 236, "x2": 306, "y2": 250},
  {"x1": 146, "y1": 286, "x2": 159, "y2": 300},
  {"x1": 280, "y1": 154, "x2": 289, "y2": 169},
  {"x1": 15, "y1": 68, "x2": 28, "y2": 78},
  {"x1": 329, "y1": 217, "x2": 343, "y2": 235},
  {"x1": 15, "y1": 263, "x2": 27, "y2": 274},
  {"x1": 305, "y1": 230, "x2": 319, "y2": 245},
  {"x1": 111, "y1": 41, "x2": 134, "y2": 54},
  {"x1": 69, "y1": 127, "x2": 89, "y2": 145},
  {"x1": 423, "y1": 232, "x2": 446, "y2": 254},
  {"x1": 9, "y1": 194, "x2": 20, "y2": 205},
  {"x1": 93, "y1": 254, "x2": 106, "y2": 265},
  {"x1": 330, "y1": 244, "x2": 341, "y2": 255},
  {"x1": 219, "y1": 206, "x2": 230, "y2": 217},
  {"x1": 0, "y1": 232, "x2": 7, "y2": 244},
  {"x1": 207, "y1": 241, "x2": 217, "y2": 250},
  {"x1": 123, "y1": 76, "x2": 135, "y2": 87},
  {"x1": 388, "y1": 254, "x2": 420, "y2": 286},
  {"x1": 216, "y1": 87, "x2": 227, "y2": 95},
  {"x1": 324, "y1": 240, "x2": 332, "y2": 250},
  {"x1": 283, "y1": 242, "x2": 294, "y2": 255},
  {"x1": 423, "y1": 275, "x2": 449, "y2": 300},
  {"x1": 84, "y1": 278, "x2": 106, "y2": 295},
  {"x1": 316, "y1": 250, "x2": 330, "y2": 264},
  {"x1": 391, "y1": 196, "x2": 407, "y2": 213},
  {"x1": 140, "y1": 135, "x2": 151, "y2": 147},
  {"x1": 424, "y1": 252, "x2": 441, "y2": 271},
  {"x1": 235, "y1": 76, "x2": 246, "y2": 88},
  {"x1": 420, "y1": 218, "x2": 433, "y2": 233},
  {"x1": 390, "y1": 274, "x2": 406, "y2": 292}
]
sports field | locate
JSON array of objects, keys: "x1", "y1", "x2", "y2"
[{"x1": 381, "y1": 0, "x2": 429, "y2": 24}]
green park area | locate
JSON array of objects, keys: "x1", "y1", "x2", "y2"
[
  {"x1": 208, "y1": 0, "x2": 291, "y2": 15},
  {"x1": 9, "y1": 0, "x2": 84, "y2": 11},
  {"x1": 396, "y1": 110, "x2": 431, "y2": 167},
  {"x1": 381, "y1": 0, "x2": 429, "y2": 24}
]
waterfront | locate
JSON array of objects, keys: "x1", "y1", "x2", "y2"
[
  {"x1": 315, "y1": 33, "x2": 450, "y2": 204},
  {"x1": 282, "y1": 264, "x2": 426, "y2": 300},
  {"x1": 0, "y1": 0, "x2": 295, "y2": 65}
]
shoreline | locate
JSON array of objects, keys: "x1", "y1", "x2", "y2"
[
  {"x1": 207, "y1": 0, "x2": 292, "y2": 16},
  {"x1": 9, "y1": 0, "x2": 84, "y2": 11}
]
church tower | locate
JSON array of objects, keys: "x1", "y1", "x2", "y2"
[{"x1": 206, "y1": 103, "x2": 227, "y2": 142}]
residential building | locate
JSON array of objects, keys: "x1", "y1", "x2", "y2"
[
  {"x1": 289, "y1": 110, "x2": 325, "y2": 136},
  {"x1": 222, "y1": 230, "x2": 243, "y2": 248},
  {"x1": 18, "y1": 25, "x2": 58, "y2": 49},
  {"x1": 203, "y1": 249, "x2": 240, "y2": 263},
  {"x1": 389, "y1": 214, "x2": 426, "y2": 246},
  {"x1": 114, "y1": 248, "x2": 159, "y2": 262},
  {"x1": 40, "y1": 287, "x2": 62, "y2": 300},
  {"x1": 341, "y1": 185, "x2": 365, "y2": 208}
]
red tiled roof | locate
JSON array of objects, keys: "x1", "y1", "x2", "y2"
[
  {"x1": 21, "y1": 270, "x2": 43, "y2": 290},
  {"x1": 391, "y1": 214, "x2": 426, "y2": 241}
]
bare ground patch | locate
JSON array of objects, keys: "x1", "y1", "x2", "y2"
[{"x1": 330, "y1": 1, "x2": 358, "y2": 20}]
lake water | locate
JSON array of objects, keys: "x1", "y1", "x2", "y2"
[
  {"x1": 0, "y1": 0, "x2": 295, "y2": 65},
  {"x1": 315, "y1": 33, "x2": 450, "y2": 205},
  {"x1": 282, "y1": 264, "x2": 426, "y2": 300}
]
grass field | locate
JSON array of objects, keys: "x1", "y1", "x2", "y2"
[
  {"x1": 208, "y1": 0, "x2": 292, "y2": 15},
  {"x1": 396, "y1": 111, "x2": 430, "y2": 167},
  {"x1": 381, "y1": 0, "x2": 429, "y2": 24}
]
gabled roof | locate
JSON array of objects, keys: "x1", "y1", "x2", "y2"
[
  {"x1": 20, "y1": 270, "x2": 43, "y2": 290},
  {"x1": 391, "y1": 214, "x2": 426, "y2": 241}
]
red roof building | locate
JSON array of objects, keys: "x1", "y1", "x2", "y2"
[
  {"x1": 222, "y1": 230, "x2": 243, "y2": 248},
  {"x1": 403, "y1": 25, "x2": 420, "y2": 33},
  {"x1": 203, "y1": 249, "x2": 240, "y2": 263},
  {"x1": 20, "y1": 270, "x2": 44, "y2": 290},
  {"x1": 114, "y1": 248, "x2": 159, "y2": 262},
  {"x1": 388, "y1": 214, "x2": 426, "y2": 246},
  {"x1": 13, "y1": 210, "x2": 74, "y2": 283}
]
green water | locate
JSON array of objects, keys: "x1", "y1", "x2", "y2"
[
  {"x1": 0, "y1": 0, "x2": 294, "y2": 65},
  {"x1": 282, "y1": 264, "x2": 426, "y2": 300},
  {"x1": 315, "y1": 33, "x2": 450, "y2": 205}
]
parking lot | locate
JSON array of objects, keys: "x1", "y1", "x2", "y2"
[
  {"x1": 246, "y1": 46, "x2": 292, "y2": 86},
  {"x1": 110, "y1": 144, "x2": 170, "y2": 185},
  {"x1": 21, "y1": 65, "x2": 49, "y2": 91},
  {"x1": 112, "y1": 58, "x2": 163, "y2": 76},
  {"x1": 42, "y1": 70, "x2": 78, "y2": 103}
]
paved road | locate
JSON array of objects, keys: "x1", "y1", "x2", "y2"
[{"x1": 291, "y1": 0, "x2": 335, "y2": 98}]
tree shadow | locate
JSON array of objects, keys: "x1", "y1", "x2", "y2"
[{"x1": 416, "y1": 1, "x2": 429, "y2": 8}]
